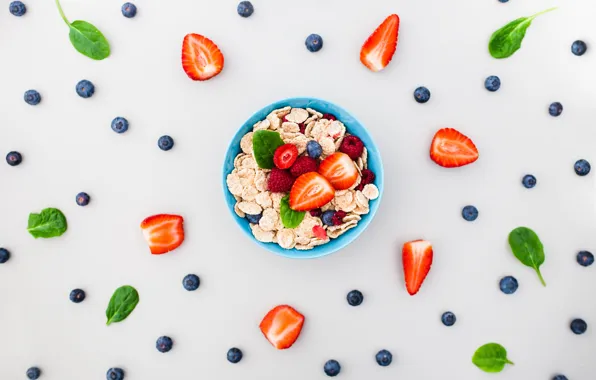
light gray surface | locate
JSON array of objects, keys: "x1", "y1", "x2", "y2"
[{"x1": 0, "y1": 0, "x2": 594, "y2": 379}]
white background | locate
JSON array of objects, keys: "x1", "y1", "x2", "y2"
[{"x1": 0, "y1": 0, "x2": 594, "y2": 379}]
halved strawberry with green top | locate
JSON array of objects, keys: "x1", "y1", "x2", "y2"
[
  {"x1": 289, "y1": 172, "x2": 335, "y2": 211},
  {"x1": 402, "y1": 240, "x2": 433, "y2": 295},
  {"x1": 182, "y1": 33, "x2": 224, "y2": 81},
  {"x1": 360, "y1": 14, "x2": 400, "y2": 72},
  {"x1": 259, "y1": 305, "x2": 305, "y2": 350},
  {"x1": 318, "y1": 152, "x2": 359, "y2": 190},
  {"x1": 430, "y1": 128, "x2": 479, "y2": 168},
  {"x1": 140, "y1": 214, "x2": 184, "y2": 255},
  {"x1": 273, "y1": 144, "x2": 298, "y2": 169}
]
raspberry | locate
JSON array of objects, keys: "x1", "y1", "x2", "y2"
[
  {"x1": 339, "y1": 135, "x2": 364, "y2": 160},
  {"x1": 299, "y1": 123, "x2": 306, "y2": 134},
  {"x1": 290, "y1": 156, "x2": 318, "y2": 177},
  {"x1": 356, "y1": 169, "x2": 375, "y2": 191},
  {"x1": 332, "y1": 211, "x2": 347, "y2": 226},
  {"x1": 267, "y1": 168, "x2": 295, "y2": 193},
  {"x1": 322, "y1": 113, "x2": 336, "y2": 121},
  {"x1": 309, "y1": 208, "x2": 322, "y2": 217}
]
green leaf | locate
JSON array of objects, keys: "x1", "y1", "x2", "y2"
[
  {"x1": 488, "y1": 7, "x2": 556, "y2": 59},
  {"x1": 252, "y1": 130, "x2": 284, "y2": 169},
  {"x1": 280, "y1": 195, "x2": 305, "y2": 229},
  {"x1": 27, "y1": 208, "x2": 67, "y2": 238},
  {"x1": 106, "y1": 285, "x2": 140, "y2": 326},
  {"x1": 472, "y1": 343, "x2": 514, "y2": 373},
  {"x1": 69, "y1": 20, "x2": 110, "y2": 60},
  {"x1": 508, "y1": 227, "x2": 546, "y2": 286}
]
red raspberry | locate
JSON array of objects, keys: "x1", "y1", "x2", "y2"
[
  {"x1": 332, "y1": 211, "x2": 347, "y2": 226},
  {"x1": 339, "y1": 135, "x2": 364, "y2": 160},
  {"x1": 309, "y1": 208, "x2": 322, "y2": 217},
  {"x1": 290, "y1": 156, "x2": 318, "y2": 177},
  {"x1": 322, "y1": 113, "x2": 336, "y2": 121},
  {"x1": 299, "y1": 123, "x2": 306, "y2": 134},
  {"x1": 356, "y1": 169, "x2": 375, "y2": 191},
  {"x1": 267, "y1": 168, "x2": 295, "y2": 193}
]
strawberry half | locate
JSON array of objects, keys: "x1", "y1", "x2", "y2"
[
  {"x1": 430, "y1": 128, "x2": 479, "y2": 168},
  {"x1": 273, "y1": 144, "x2": 298, "y2": 169},
  {"x1": 402, "y1": 240, "x2": 433, "y2": 295},
  {"x1": 140, "y1": 214, "x2": 184, "y2": 255},
  {"x1": 289, "y1": 172, "x2": 335, "y2": 212},
  {"x1": 318, "y1": 152, "x2": 359, "y2": 190},
  {"x1": 181, "y1": 33, "x2": 224, "y2": 81},
  {"x1": 360, "y1": 14, "x2": 400, "y2": 72},
  {"x1": 259, "y1": 305, "x2": 305, "y2": 350}
]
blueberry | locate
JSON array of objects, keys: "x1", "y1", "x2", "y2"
[
  {"x1": 461, "y1": 205, "x2": 478, "y2": 222},
  {"x1": 0, "y1": 248, "x2": 10, "y2": 264},
  {"x1": 236, "y1": 1, "x2": 253, "y2": 17},
  {"x1": 321, "y1": 210, "x2": 335, "y2": 226},
  {"x1": 306, "y1": 140, "x2": 323, "y2": 159},
  {"x1": 26, "y1": 367, "x2": 41, "y2": 379},
  {"x1": 571, "y1": 40, "x2": 587, "y2": 56},
  {"x1": 76, "y1": 192, "x2": 90, "y2": 206},
  {"x1": 156, "y1": 336, "x2": 173, "y2": 352},
  {"x1": 9, "y1": 1, "x2": 26, "y2": 16},
  {"x1": 522, "y1": 174, "x2": 536, "y2": 189},
  {"x1": 484, "y1": 75, "x2": 501, "y2": 92},
  {"x1": 305, "y1": 34, "x2": 323, "y2": 52},
  {"x1": 158, "y1": 135, "x2": 174, "y2": 151},
  {"x1": 182, "y1": 274, "x2": 200, "y2": 291},
  {"x1": 498, "y1": 0, "x2": 509, "y2": 2},
  {"x1": 106, "y1": 367, "x2": 125, "y2": 380},
  {"x1": 499, "y1": 276, "x2": 518, "y2": 294},
  {"x1": 574, "y1": 159, "x2": 591, "y2": 176},
  {"x1": 121, "y1": 2, "x2": 136, "y2": 18},
  {"x1": 6, "y1": 151, "x2": 22, "y2": 166},
  {"x1": 323, "y1": 360, "x2": 341, "y2": 377},
  {"x1": 570, "y1": 318, "x2": 587, "y2": 335},
  {"x1": 553, "y1": 375, "x2": 568, "y2": 380},
  {"x1": 441, "y1": 311, "x2": 456, "y2": 326},
  {"x1": 346, "y1": 290, "x2": 363, "y2": 306},
  {"x1": 577, "y1": 251, "x2": 594, "y2": 267},
  {"x1": 413, "y1": 86, "x2": 431, "y2": 103},
  {"x1": 245, "y1": 213, "x2": 262, "y2": 224},
  {"x1": 24, "y1": 90, "x2": 41, "y2": 105},
  {"x1": 227, "y1": 347, "x2": 243, "y2": 363},
  {"x1": 549, "y1": 102, "x2": 563, "y2": 117},
  {"x1": 69, "y1": 288, "x2": 86, "y2": 303},
  {"x1": 76, "y1": 80, "x2": 95, "y2": 98},
  {"x1": 111, "y1": 117, "x2": 129, "y2": 134},
  {"x1": 375, "y1": 349, "x2": 392, "y2": 366}
]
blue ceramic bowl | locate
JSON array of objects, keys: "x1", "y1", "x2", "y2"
[{"x1": 222, "y1": 98, "x2": 384, "y2": 259}]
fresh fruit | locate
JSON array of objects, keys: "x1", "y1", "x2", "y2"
[
  {"x1": 0, "y1": 248, "x2": 10, "y2": 264},
  {"x1": 549, "y1": 102, "x2": 563, "y2": 117},
  {"x1": 346, "y1": 290, "x2": 363, "y2": 306},
  {"x1": 290, "y1": 156, "x2": 318, "y2": 177},
  {"x1": 273, "y1": 144, "x2": 298, "y2": 169},
  {"x1": 522, "y1": 174, "x2": 536, "y2": 188},
  {"x1": 259, "y1": 305, "x2": 305, "y2": 349},
  {"x1": 360, "y1": 14, "x2": 400, "y2": 72},
  {"x1": 69, "y1": 288, "x2": 86, "y2": 303},
  {"x1": 461, "y1": 205, "x2": 478, "y2": 221},
  {"x1": 26, "y1": 367, "x2": 41, "y2": 380},
  {"x1": 375, "y1": 349, "x2": 392, "y2": 366},
  {"x1": 227, "y1": 347, "x2": 243, "y2": 363},
  {"x1": 499, "y1": 276, "x2": 518, "y2": 294},
  {"x1": 76, "y1": 192, "x2": 90, "y2": 206},
  {"x1": 106, "y1": 367, "x2": 125, "y2": 380},
  {"x1": 402, "y1": 240, "x2": 433, "y2": 295},
  {"x1": 306, "y1": 140, "x2": 323, "y2": 158},
  {"x1": 356, "y1": 168, "x2": 375, "y2": 191},
  {"x1": 305, "y1": 33, "x2": 323, "y2": 52},
  {"x1": 121, "y1": 2, "x2": 136, "y2": 18},
  {"x1": 441, "y1": 311, "x2": 456, "y2": 326},
  {"x1": 76, "y1": 79, "x2": 95, "y2": 98},
  {"x1": 574, "y1": 159, "x2": 591, "y2": 176},
  {"x1": 485, "y1": 75, "x2": 501, "y2": 92},
  {"x1": 182, "y1": 33, "x2": 224, "y2": 81},
  {"x1": 309, "y1": 208, "x2": 322, "y2": 217},
  {"x1": 111, "y1": 117, "x2": 129, "y2": 134},
  {"x1": 570, "y1": 318, "x2": 587, "y2": 335},
  {"x1": 321, "y1": 210, "x2": 335, "y2": 226},
  {"x1": 414, "y1": 86, "x2": 431, "y2": 103},
  {"x1": 339, "y1": 135, "x2": 364, "y2": 160},
  {"x1": 267, "y1": 168, "x2": 295, "y2": 193},
  {"x1": 245, "y1": 213, "x2": 262, "y2": 224},
  {"x1": 553, "y1": 375, "x2": 568, "y2": 380},
  {"x1": 289, "y1": 172, "x2": 334, "y2": 211},
  {"x1": 323, "y1": 360, "x2": 341, "y2": 377},
  {"x1": 9, "y1": 1, "x2": 26, "y2": 16},
  {"x1": 430, "y1": 128, "x2": 479, "y2": 168},
  {"x1": 140, "y1": 214, "x2": 185, "y2": 255},
  {"x1": 571, "y1": 40, "x2": 587, "y2": 56},
  {"x1": 577, "y1": 251, "x2": 594, "y2": 267},
  {"x1": 158, "y1": 135, "x2": 174, "y2": 151},
  {"x1": 24, "y1": 90, "x2": 41, "y2": 105},
  {"x1": 236, "y1": 1, "x2": 253, "y2": 17},
  {"x1": 498, "y1": 0, "x2": 509, "y2": 2},
  {"x1": 312, "y1": 225, "x2": 327, "y2": 240},
  {"x1": 318, "y1": 152, "x2": 359, "y2": 190},
  {"x1": 156, "y1": 336, "x2": 173, "y2": 352},
  {"x1": 332, "y1": 210, "x2": 347, "y2": 226},
  {"x1": 6, "y1": 151, "x2": 22, "y2": 166},
  {"x1": 322, "y1": 113, "x2": 336, "y2": 121},
  {"x1": 182, "y1": 274, "x2": 200, "y2": 291}
]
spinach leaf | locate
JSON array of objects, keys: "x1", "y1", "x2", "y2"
[
  {"x1": 280, "y1": 195, "x2": 305, "y2": 228},
  {"x1": 27, "y1": 208, "x2": 67, "y2": 238},
  {"x1": 252, "y1": 130, "x2": 284, "y2": 169},
  {"x1": 508, "y1": 227, "x2": 546, "y2": 286},
  {"x1": 488, "y1": 7, "x2": 556, "y2": 59},
  {"x1": 106, "y1": 285, "x2": 140, "y2": 325},
  {"x1": 472, "y1": 343, "x2": 514, "y2": 373}
]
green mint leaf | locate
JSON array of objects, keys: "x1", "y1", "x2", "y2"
[
  {"x1": 508, "y1": 226, "x2": 546, "y2": 286},
  {"x1": 27, "y1": 208, "x2": 67, "y2": 238},
  {"x1": 488, "y1": 7, "x2": 556, "y2": 59},
  {"x1": 106, "y1": 285, "x2": 140, "y2": 326},
  {"x1": 280, "y1": 195, "x2": 305, "y2": 229},
  {"x1": 472, "y1": 343, "x2": 514, "y2": 373},
  {"x1": 252, "y1": 130, "x2": 284, "y2": 169},
  {"x1": 68, "y1": 20, "x2": 111, "y2": 60}
]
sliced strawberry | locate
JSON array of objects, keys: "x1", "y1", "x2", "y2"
[
  {"x1": 430, "y1": 128, "x2": 479, "y2": 168},
  {"x1": 259, "y1": 305, "x2": 305, "y2": 350},
  {"x1": 318, "y1": 152, "x2": 359, "y2": 190},
  {"x1": 312, "y1": 225, "x2": 327, "y2": 240},
  {"x1": 182, "y1": 33, "x2": 224, "y2": 81},
  {"x1": 140, "y1": 214, "x2": 184, "y2": 255},
  {"x1": 360, "y1": 14, "x2": 400, "y2": 72},
  {"x1": 273, "y1": 144, "x2": 298, "y2": 169},
  {"x1": 402, "y1": 240, "x2": 433, "y2": 295},
  {"x1": 289, "y1": 172, "x2": 335, "y2": 212}
]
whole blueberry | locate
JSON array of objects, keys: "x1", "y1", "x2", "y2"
[
  {"x1": 522, "y1": 174, "x2": 537, "y2": 189},
  {"x1": 346, "y1": 290, "x2": 363, "y2": 306},
  {"x1": 156, "y1": 336, "x2": 173, "y2": 352},
  {"x1": 26, "y1": 367, "x2": 41, "y2": 379},
  {"x1": 76, "y1": 192, "x2": 90, "y2": 206},
  {"x1": 0, "y1": 248, "x2": 10, "y2": 264},
  {"x1": 106, "y1": 367, "x2": 125, "y2": 380},
  {"x1": 499, "y1": 276, "x2": 518, "y2": 294},
  {"x1": 375, "y1": 349, "x2": 392, "y2": 366},
  {"x1": 484, "y1": 75, "x2": 501, "y2": 92},
  {"x1": 574, "y1": 159, "x2": 591, "y2": 176},
  {"x1": 577, "y1": 251, "x2": 594, "y2": 267},
  {"x1": 413, "y1": 86, "x2": 431, "y2": 103},
  {"x1": 76, "y1": 80, "x2": 95, "y2": 98},
  {"x1": 245, "y1": 213, "x2": 262, "y2": 224},
  {"x1": 498, "y1": 0, "x2": 508, "y2": 2},
  {"x1": 571, "y1": 40, "x2": 587, "y2": 56},
  {"x1": 570, "y1": 318, "x2": 587, "y2": 335},
  {"x1": 236, "y1": 1, "x2": 253, "y2": 17},
  {"x1": 121, "y1": 2, "x2": 136, "y2": 18},
  {"x1": 69, "y1": 288, "x2": 86, "y2": 303},
  {"x1": 158, "y1": 135, "x2": 174, "y2": 151},
  {"x1": 321, "y1": 210, "x2": 335, "y2": 226},
  {"x1": 323, "y1": 360, "x2": 341, "y2": 377},
  {"x1": 441, "y1": 311, "x2": 457, "y2": 326},
  {"x1": 549, "y1": 102, "x2": 563, "y2": 117},
  {"x1": 227, "y1": 347, "x2": 243, "y2": 363},
  {"x1": 306, "y1": 140, "x2": 323, "y2": 159},
  {"x1": 24, "y1": 90, "x2": 41, "y2": 105},
  {"x1": 182, "y1": 274, "x2": 200, "y2": 291},
  {"x1": 553, "y1": 375, "x2": 569, "y2": 380},
  {"x1": 305, "y1": 34, "x2": 323, "y2": 53},
  {"x1": 111, "y1": 117, "x2": 129, "y2": 134},
  {"x1": 461, "y1": 205, "x2": 478, "y2": 222},
  {"x1": 6, "y1": 151, "x2": 22, "y2": 166},
  {"x1": 9, "y1": 1, "x2": 26, "y2": 16}
]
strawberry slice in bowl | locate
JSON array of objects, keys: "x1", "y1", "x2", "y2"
[
  {"x1": 289, "y1": 172, "x2": 335, "y2": 211},
  {"x1": 318, "y1": 152, "x2": 359, "y2": 190},
  {"x1": 140, "y1": 214, "x2": 184, "y2": 254}
]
